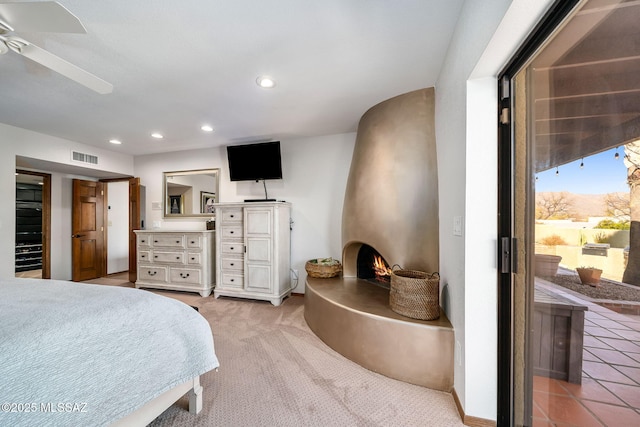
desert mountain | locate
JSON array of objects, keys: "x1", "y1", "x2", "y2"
[{"x1": 535, "y1": 192, "x2": 629, "y2": 220}]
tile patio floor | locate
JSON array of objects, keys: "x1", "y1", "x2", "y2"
[{"x1": 533, "y1": 279, "x2": 640, "y2": 426}]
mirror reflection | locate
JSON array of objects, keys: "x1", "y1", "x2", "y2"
[{"x1": 163, "y1": 169, "x2": 219, "y2": 217}]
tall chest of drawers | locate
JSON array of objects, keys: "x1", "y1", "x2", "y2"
[
  {"x1": 213, "y1": 202, "x2": 291, "y2": 306},
  {"x1": 134, "y1": 230, "x2": 215, "y2": 297}
]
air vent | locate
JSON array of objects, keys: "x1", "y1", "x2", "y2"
[{"x1": 71, "y1": 151, "x2": 98, "y2": 165}]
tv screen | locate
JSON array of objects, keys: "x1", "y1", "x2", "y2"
[{"x1": 226, "y1": 141, "x2": 283, "y2": 181}]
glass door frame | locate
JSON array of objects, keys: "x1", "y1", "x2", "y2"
[{"x1": 496, "y1": 1, "x2": 581, "y2": 425}]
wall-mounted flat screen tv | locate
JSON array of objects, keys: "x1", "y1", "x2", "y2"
[{"x1": 227, "y1": 141, "x2": 283, "y2": 181}]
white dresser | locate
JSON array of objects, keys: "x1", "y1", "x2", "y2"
[
  {"x1": 134, "y1": 230, "x2": 215, "y2": 297},
  {"x1": 214, "y1": 202, "x2": 291, "y2": 306}
]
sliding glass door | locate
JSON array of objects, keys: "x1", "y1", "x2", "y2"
[{"x1": 499, "y1": 0, "x2": 640, "y2": 425}]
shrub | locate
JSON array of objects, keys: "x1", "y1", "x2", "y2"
[
  {"x1": 595, "y1": 219, "x2": 630, "y2": 230},
  {"x1": 539, "y1": 235, "x2": 568, "y2": 246},
  {"x1": 593, "y1": 232, "x2": 609, "y2": 244}
]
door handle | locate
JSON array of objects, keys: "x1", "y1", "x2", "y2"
[
  {"x1": 500, "y1": 237, "x2": 517, "y2": 273},
  {"x1": 71, "y1": 234, "x2": 85, "y2": 238}
]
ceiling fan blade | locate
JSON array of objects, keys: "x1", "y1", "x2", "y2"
[
  {"x1": 16, "y1": 40, "x2": 113, "y2": 94},
  {"x1": 0, "y1": 1, "x2": 86, "y2": 33}
]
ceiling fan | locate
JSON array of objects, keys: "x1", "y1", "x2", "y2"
[{"x1": 0, "y1": 1, "x2": 113, "y2": 94}]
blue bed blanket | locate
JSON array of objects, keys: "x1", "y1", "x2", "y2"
[{"x1": 0, "y1": 278, "x2": 219, "y2": 426}]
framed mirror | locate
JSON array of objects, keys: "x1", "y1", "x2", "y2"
[{"x1": 163, "y1": 169, "x2": 220, "y2": 218}]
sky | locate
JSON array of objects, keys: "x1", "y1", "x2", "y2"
[{"x1": 535, "y1": 147, "x2": 629, "y2": 194}]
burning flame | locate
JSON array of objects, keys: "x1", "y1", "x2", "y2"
[{"x1": 372, "y1": 255, "x2": 392, "y2": 277}]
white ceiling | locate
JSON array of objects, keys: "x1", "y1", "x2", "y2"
[{"x1": 0, "y1": 0, "x2": 464, "y2": 156}]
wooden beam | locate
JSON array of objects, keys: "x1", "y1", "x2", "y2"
[
  {"x1": 533, "y1": 57, "x2": 640, "y2": 99},
  {"x1": 535, "y1": 91, "x2": 640, "y2": 120}
]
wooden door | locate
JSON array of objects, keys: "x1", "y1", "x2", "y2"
[
  {"x1": 128, "y1": 178, "x2": 141, "y2": 283},
  {"x1": 40, "y1": 173, "x2": 51, "y2": 279},
  {"x1": 72, "y1": 179, "x2": 104, "y2": 281}
]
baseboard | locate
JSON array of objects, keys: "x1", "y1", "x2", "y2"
[{"x1": 452, "y1": 387, "x2": 496, "y2": 427}]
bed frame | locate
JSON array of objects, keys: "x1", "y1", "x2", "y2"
[{"x1": 110, "y1": 376, "x2": 203, "y2": 426}]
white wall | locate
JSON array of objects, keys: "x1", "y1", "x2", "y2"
[
  {"x1": 0, "y1": 123, "x2": 134, "y2": 279},
  {"x1": 134, "y1": 133, "x2": 356, "y2": 292},
  {"x1": 435, "y1": 0, "x2": 556, "y2": 420},
  {"x1": 133, "y1": 146, "x2": 227, "y2": 231},
  {"x1": 107, "y1": 181, "x2": 130, "y2": 274},
  {"x1": 50, "y1": 174, "x2": 73, "y2": 280}
]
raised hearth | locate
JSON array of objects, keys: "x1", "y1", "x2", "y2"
[{"x1": 304, "y1": 277, "x2": 454, "y2": 391}]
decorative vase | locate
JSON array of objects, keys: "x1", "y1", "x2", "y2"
[
  {"x1": 534, "y1": 254, "x2": 562, "y2": 276},
  {"x1": 576, "y1": 267, "x2": 602, "y2": 286}
]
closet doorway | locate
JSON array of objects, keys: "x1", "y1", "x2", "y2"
[{"x1": 15, "y1": 170, "x2": 51, "y2": 279}]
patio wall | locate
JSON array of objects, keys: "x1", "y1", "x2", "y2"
[
  {"x1": 535, "y1": 244, "x2": 626, "y2": 282},
  {"x1": 535, "y1": 224, "x2": 628, "y2": 248}
]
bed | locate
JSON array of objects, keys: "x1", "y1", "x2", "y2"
[{"x1": 0, "y1": 278, "x2": 219, "y2": 426}]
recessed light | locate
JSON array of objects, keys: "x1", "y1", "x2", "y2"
[
  {"x1": 151, "y1": 133, "x2": 163, "y2": 139},
  {"x1": 201, "y1": 125, "x2": 214, "y2": 132},
  {"x1": 109, "y1": 139, "x2": 122, "y2": 145},
  {"x1": 256, "y1": 76, "x2": 275, "y2": 88}
]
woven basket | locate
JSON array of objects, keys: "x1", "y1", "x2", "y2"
[
  {"x1": 389, "y1": 270, "x2": 440, "y2": 320},
  {"x1": 305, "y1": 259, "x2": 342, "y2": 278}
]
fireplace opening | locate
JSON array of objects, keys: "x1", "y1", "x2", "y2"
[{"x1": 357, "y1": 244, "x2": 393, "y2": 288}]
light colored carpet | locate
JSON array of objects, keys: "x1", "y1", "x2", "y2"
[
  {"x1": 152, "y1": 296, "x2": 463, "y2": 426},
  {"x1": 84, "y1": 274, "x2": 464, "y2": 426}
]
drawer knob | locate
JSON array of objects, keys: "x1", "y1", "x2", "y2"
[
  {"x1": 141, "y1": 240, "x2": 146, "y2": 243},
  {"x1": 230, "y1": 214, "x2": 235, "y2": 218},
  {"x1": 230, "y1": 278, "x2": 234, "y2": 282},
  {"x1": 141, "y1": 255, "x2": 145, "y2": 258},
  {"x1": 148, "y1": 271, "x2": 156, "y2": 276},
  {"x1": 230, "y1": 230, "x2": 234, "y2": 234},
  {"x1": 154, "y1": 255, "x2": 158, "y2": 258},
  {"x1": 191, "y1": 241, "x2": 195, "y2": 244},
  {"x1": 176, "y1": 256, "x2": 180, "y2": 260},
  {"x1": 154, "y1": 240, "x2": 158, "y2": 243},
  {"x1": 191, "y1": 257, "x2": 195, "y2": 260},
  {"x1": 230, "y1": 263, "x2": 234, "y2": 266},
  {"x1": 176, "y1": 240, "x2": 180, "y2": 243},
  {"x1": 230, "y1": 247, "x2": 234, "y2": 250}
]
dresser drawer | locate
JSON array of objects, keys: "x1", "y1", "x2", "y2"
[
  {"x1": 170, "y1": 268, "x2": 201, "y2": 285},
  {"x1": 220, "y1": 225, "x2": 243, "y2": 239},
  {"x1": 152, "y1": 251, "x2": 185, "y2": 264},
  {"x1": 137, "y1": 235, "x2": 151, "y2": 247},
  {"x1": 221, "y1": 272, "x2": 243, "y2": 288},
  {"x1": 138, "y1": 266, "x2": 167, "y2": 282},
  {"x1": 186, "y1": 252, "x2": 201, "y2": 265},
  {"x1": 221, "y1": 210, "x2": 242, "y2": 222},
  {"x1": 138, "y1": 250, "x2": 150, "y2": 262},
  {"x1": 186, "y1": 235, "x2": 202, "y2": 248},
  {"x1": 221, "y1": 242, "x2": 244, "y2": 255},
  {"x1": 152, "y1": 234, "x2": 185, "y2": 248},
  {"x1": 221, "y1": 257, "x2": 243, "y2": 270}
]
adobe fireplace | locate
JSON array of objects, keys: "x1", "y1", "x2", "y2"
[{"x1": 304, "y1": 88, "x2": 453, "y2": 392}]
